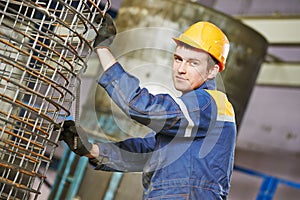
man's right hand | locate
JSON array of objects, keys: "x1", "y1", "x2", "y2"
[
  {"x1": 58, "y1": 120, "x2": 93, "y2": 156},
  {"x1": 93, "y1": 13, "x2": 117, "y2": 48}
]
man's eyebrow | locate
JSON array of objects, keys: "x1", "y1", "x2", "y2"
[
  {"x1": 173, "y1": 54, "x2": 183, "y2": 60},
  {"x1": 174, "y1": 54, "x2": 201, "y2": 63},
  {"x1": 189, "y1": 58, "x2": 201, "y2": 62}
]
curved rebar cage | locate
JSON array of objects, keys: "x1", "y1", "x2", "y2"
[{"x1": 0, "y1": 0, "x2": 110, "y2": 199}]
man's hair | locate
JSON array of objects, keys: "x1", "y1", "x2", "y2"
[
  {"x1": 176, "y1": 41, "x2": 219, "y2": 70},
  {"x1": 207, "y1": 55, "x2": 219, "y2": 70}
]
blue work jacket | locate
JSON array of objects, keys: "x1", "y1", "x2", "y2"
[{"x1": 95, "y1": 62, "x2": 237, "y2": 199}]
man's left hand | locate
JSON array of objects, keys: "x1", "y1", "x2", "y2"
[{"x1": 59, "y1": 120, "x2": 93, "y2": 156}]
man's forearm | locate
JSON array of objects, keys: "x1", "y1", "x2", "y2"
[{"x1": 95, "y1": 47, "x2": 117, "y2": 71}]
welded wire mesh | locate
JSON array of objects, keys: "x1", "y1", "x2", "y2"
[{"x1": 0, "y1": 0, "x2": 110, "y2": 199}]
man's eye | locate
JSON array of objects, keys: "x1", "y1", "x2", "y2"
[
  {"x1": 190, "y1": 61, "x2": 200, "y2": 67},
  {"x1": 174, "y1": 56, "x2": 182, "y2": 62}
]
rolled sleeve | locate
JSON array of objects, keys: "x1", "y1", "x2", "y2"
[
  {"x1": 98, "y1": 62, "x2": 125, "y2": 87},
  {"x1": 90, "y1": 134, "x2": 156, "y2": 172}
]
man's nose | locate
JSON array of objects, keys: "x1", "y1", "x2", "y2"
[{"x1": 178, "y1": 61, "x2": 187, "y2": 73}]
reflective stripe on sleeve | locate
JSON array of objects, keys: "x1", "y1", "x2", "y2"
[
  {"x1": 217, "y1": 114, "x2": 235, "y2": 123},
  {"x1": 173, "y1": 97, "x2": 195, "y2": 137}
]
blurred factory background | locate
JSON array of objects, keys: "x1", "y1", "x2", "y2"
[
  {"x1": 48, "y1": 0, "x2": 300, "y2": 199},
  {"x1": 1, "y1": 0, "x2": 299, "y2": 199}
]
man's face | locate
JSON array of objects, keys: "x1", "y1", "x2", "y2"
[{"x1": 172, "y1": 46, "x2": 217, "y2": 93}]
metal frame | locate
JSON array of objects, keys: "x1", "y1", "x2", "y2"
[
  {"x1": 0, "y1": 0, "x2": 111, "y2": 199},
  {"x1": 234, "y1": 165, "x2": 300, "y2": 200}
]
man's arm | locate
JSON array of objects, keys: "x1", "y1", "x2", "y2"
[
  {"x1": 95, "y1": 47, "x2": 117, "y2": 72},
  {"x1": 93, "y1": 12, "x2": 117, "y2": 71},
  {"x1": 91, "y1": 133, "x2": 156, "y2": 172},
  {"x1": 97, "y1": 60, "x2": 183, "y2": 134},
  {"x1": 59, "y1": 121, "x2": 156, "y2": 172},
  {"x1": 93, "y1": 23, "x2": 182, "y2": 135}
]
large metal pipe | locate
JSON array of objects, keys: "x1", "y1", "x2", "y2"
[{"x1": 111, "y1": 0, "x2": 268, "y2": 129}]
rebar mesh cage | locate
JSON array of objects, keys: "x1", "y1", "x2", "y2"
[{"x1": 0, "y1": 0, "x2": 110, "y2": 199}]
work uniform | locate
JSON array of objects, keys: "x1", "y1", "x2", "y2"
[{"x1": 93, "y1": 62, "x2": 237, "y2": 199}]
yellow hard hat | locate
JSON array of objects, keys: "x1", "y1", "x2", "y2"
[{"x1": 173, "y1": 21, "x2": 230, "y2": 71}]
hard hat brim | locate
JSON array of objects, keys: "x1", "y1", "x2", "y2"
[{"x1": 173, "y1": 36, "x2": 203, "y2": 50}]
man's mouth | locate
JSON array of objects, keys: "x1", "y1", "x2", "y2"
[{"x1": 176, "y1": 75, "x2": 187, "y2": 81}]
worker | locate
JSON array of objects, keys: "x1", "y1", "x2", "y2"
[{"x1": 59, "y1": 18, "x2": 237, "y2": 199}]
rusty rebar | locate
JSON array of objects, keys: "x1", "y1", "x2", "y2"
[{"x1": 0, "y1": 0, "x2": 110, "y2": 199}]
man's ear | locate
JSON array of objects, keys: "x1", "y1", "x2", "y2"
[{"x1": 207, "y1": 64, "x2": 219, "y2": 79}]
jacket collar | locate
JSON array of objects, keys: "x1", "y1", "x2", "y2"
[
  {"x1": 199, "y1": 79, "x2": 216, "y2": 90},
  {"x1": 180, "y1": 79, "x2": 216, "y2": 97}
]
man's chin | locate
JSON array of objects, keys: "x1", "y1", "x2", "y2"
[{"x1": 175, "y1": 86, "x2": 192, "y2": 94}]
